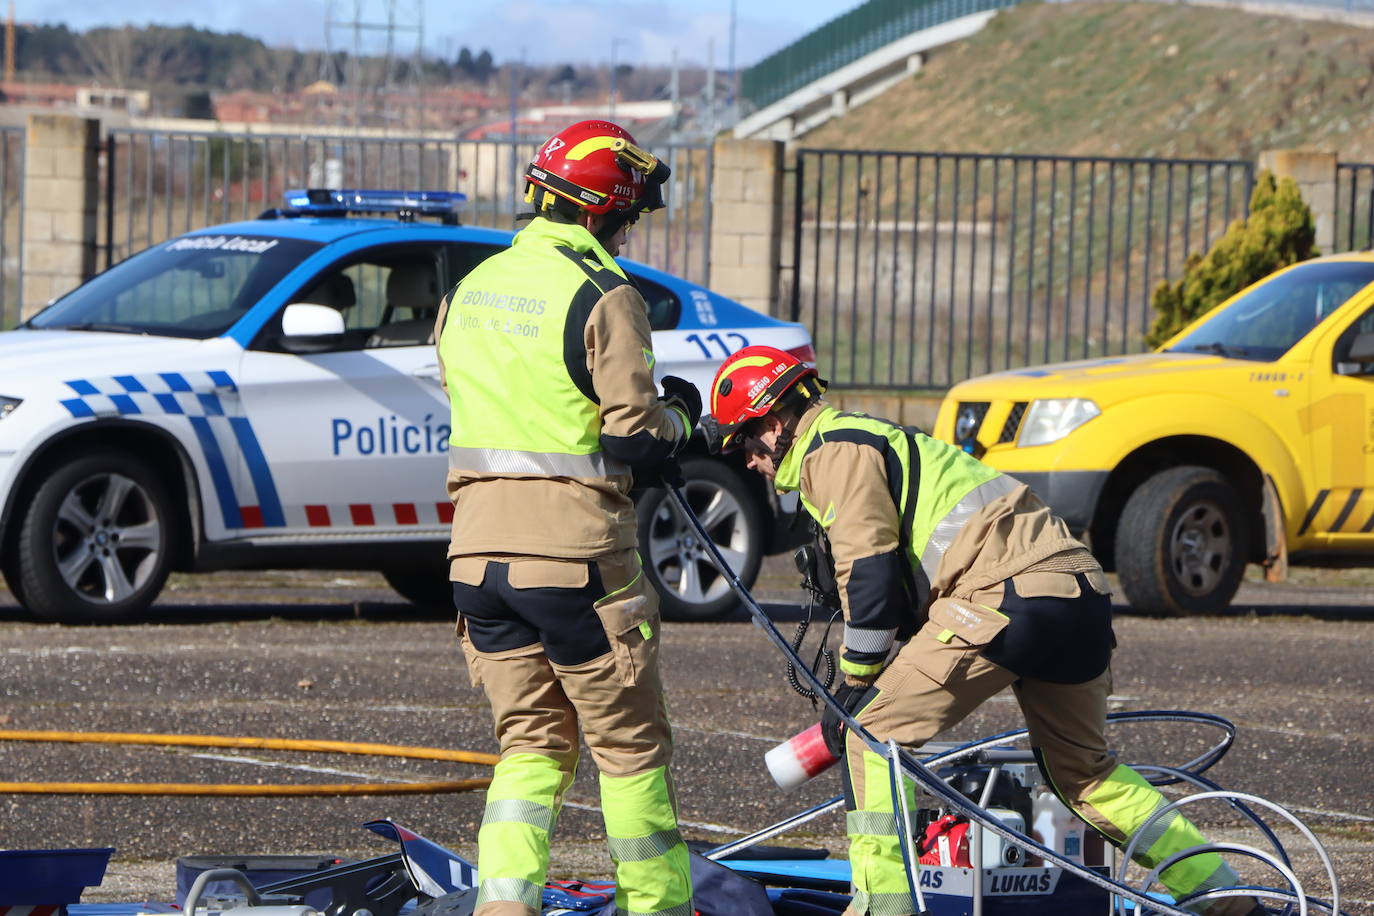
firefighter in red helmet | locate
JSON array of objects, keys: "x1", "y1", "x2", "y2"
[
  {"x1": 435, "y1": 121, "x2": 697, "y2": 916},
  {"x1": 710, "y1": 345, "x2": 1265, "y2": 916}
]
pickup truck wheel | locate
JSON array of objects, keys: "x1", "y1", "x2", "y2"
[
  {"x1": 636, "y1": 457, "x2": 764, "y2": 622},
  {"x1": 382, "y1": 565, "x2": 454, "y2": 611},
  {"x1": 1115, "y1": 466, "x2": 1248, "y2": 615},
  {"x1": 16, "y1": 449, "x2": 176, "y2": 623}
]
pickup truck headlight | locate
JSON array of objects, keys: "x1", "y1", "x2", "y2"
[
  {"x1": 1018, "y1": 398, "x2": 1100, "y2": 446},
  {"x1": 0, "y1": 396, "x2": 20, "y2": 421}
]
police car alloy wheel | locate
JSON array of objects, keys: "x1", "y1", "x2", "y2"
[
  {"x1": 636, "y1": 457, "x2": 763, "y2": 622},
  {"x1": 14, "y1": 448, "x2": 176, "y2": 623}
]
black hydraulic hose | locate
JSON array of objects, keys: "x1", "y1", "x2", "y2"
[{"x1": 666, "y1": 486, "x2": 1207, "y2": 916}]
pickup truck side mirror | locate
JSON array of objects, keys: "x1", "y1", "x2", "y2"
[
  {"x1": 279, "y1": 303, "x2": 346, "y2": 353},
  {"x1": 1336, "y1": 331, "x2": 1374, "y2": 376}
]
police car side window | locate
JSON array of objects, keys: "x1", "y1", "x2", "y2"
[
  {"x1": 268, "y1": 246, "x2": 443, "y2": 351},
  {"x1": 630, "y1": 274, "x2": 682, "y2": 331},
  {"x1": 444, "y1": 243, "x2": 503, "y2": 287}
]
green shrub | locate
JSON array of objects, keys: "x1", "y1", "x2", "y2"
[{"x1": 1146, "y1": 171, "x2": 1317, "y2": 347}]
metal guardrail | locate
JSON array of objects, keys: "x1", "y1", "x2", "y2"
[
  {"x1": 101, "y1": 128, "x2": 713, "y2": 286},
  {"x1": 788, "y1": 147, "x2": 1255, "y2": 390},
  {"x1": 743, "y1": 0, "x2": 1374, "y2": 118},
  {"x1": 0, "y1": 126, "x2": 24, "y2": 331},
  {"x1": 742, "y1": 0, "x2": 1018, "y2": 113}
]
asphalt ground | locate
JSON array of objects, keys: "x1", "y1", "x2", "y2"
[{"x1": 1, "y1": 560, "x2": 1372, "y2": 913}]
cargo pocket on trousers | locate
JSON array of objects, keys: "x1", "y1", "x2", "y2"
[
  {"x1": 450, "y1": 557, "x2": 489, "y2": 688},
  {"x1": 907, "y1": 597, "x2": 1010, "y2": 686},
  {"x1": 592, "y1": 554, "x2": 659, "y2": 687},
  {"x1": 453, "y1": 615, "x2": 485, "y2": 688}
]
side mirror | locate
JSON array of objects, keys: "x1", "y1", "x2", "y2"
[
  {"x1": 280, "y1": 303, "x2": 346, "y2": 353},
  {"x1": 1336, "y1": 331, "x2": 1374, "y2": 376}
]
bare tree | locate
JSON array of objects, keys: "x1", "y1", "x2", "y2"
[{"x1": 75, "y1": 25, "x2": 137, "y2": 87}]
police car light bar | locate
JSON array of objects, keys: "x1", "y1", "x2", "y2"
[{"x1": 283, "y1": 188, "x2": 467, "y2": 217}]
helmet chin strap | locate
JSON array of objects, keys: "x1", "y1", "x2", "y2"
[
  {"x1": 594, "y1": 209, "x2": 633, "y2": 245},
  {"x1": 765, "y1": 417, "x2": 796, "y2": 465}
]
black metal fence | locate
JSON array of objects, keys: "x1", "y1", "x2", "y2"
[
  {"x1": 101, "y1": 128, "x2": 713, "y2": 285},
  {"x1": 0, "y1": 127, "x2": 24, "y2": 330},
  {"x1": 787, "y1": 148, "x2": 1258, "y2": 389},
  {"x1": 1335, "y1": 162, "x2": 1374, "y2": 254}
]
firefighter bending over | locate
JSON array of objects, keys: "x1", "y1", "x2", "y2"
[
  {"x1": 708, "y1": 344, "x2": 1266, "y2": 916},
  {"x1": 435, "y1": 120, "x2": 698, "y2": 916}
]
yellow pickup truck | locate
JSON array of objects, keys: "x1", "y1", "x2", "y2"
[{"x1": 934, "y1": 254, "x2": 1374, "y2": 614}]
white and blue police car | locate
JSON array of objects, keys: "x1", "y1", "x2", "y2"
[{"x1": 0, "y1": 189, "x2": 814, "y2": 622}]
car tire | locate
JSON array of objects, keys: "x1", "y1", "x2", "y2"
[
  {"x1": 1114, "y1": 466, "x2": 1248, "y2": 615},
  {"x1": 636, "y1": 456, "x2": 764, "y2": 622},
  {"x1": 1, "y1": 549, "x2": 30, "y2": 615},
  {"x1": 382, "y1": 564, "x2": 454, "y2": 612},
  {"x1": 15, "y1": 449, "x2": 177, "y2": 623}
]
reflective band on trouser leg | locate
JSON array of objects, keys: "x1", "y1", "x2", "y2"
[
  {"x1": 1082, "y1": 764, "x2": 1240, "y2": 906},
  {"x1": 600, "y1": 766, "x2": 693, "y2": 916},
  {"x1": 845, "y1": 749, "x2": 917, "y2": 916},
  {"x1": 476, "y1": 753, "x2": 569, "y2": 914}
]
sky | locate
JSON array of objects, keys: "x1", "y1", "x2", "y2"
[{"x1": 27, "y1": 0, "x2": 857, "y2": 68}]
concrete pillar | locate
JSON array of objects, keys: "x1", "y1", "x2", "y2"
[
  {"x1": 708, "y1": 138, "x2": 785, "y2": 316},
  {"x1": 1257, "y1": 148, "x2": 1337, "y2": 253},
  {"x1": 22, "y1": 113, "x2": 101, "y2": 318},
  {"x1": 906, "y1": 52, "x2": 925, "y2": 75},
  {"x1": 830, "y1": 89, "x2": 849, "y2": 118}
]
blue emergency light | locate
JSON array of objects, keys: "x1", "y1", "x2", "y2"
[{"x1": 283, "y1": 188, "x2": 467, "y2": 219}]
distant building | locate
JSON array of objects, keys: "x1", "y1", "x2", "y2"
[
  {"x1": 76, "y1": 86, "x2": 150, "y2": 116},
  {"x1": 0, "y1": 81, "x2": 150, "y2": 116},
  {"x1": 212, "y1": 84, "x2": 500, "y2": 131},
  {"x1": 0, "y1": 80, "x2": 77, "y2": 107}
]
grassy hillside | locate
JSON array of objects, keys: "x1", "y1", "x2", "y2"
[{"x1": 804, "y1": 1, "x2": 1374, "y2": 162}]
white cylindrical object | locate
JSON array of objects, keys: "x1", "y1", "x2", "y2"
[{"x1": 765, "y1": 722, "x2": 840, "y2": 792}]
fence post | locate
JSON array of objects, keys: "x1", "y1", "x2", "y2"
[
  {"x1": 22, "y1": 113, "x2": 101, "y2": 319},
  {"x1": 1257, "y1": 148, "x2": 1337, "y2": 253},
  {"x1": 709, "y1": 137, "x2": 784, "y2": 315}
]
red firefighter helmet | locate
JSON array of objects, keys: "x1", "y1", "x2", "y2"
[
  {"x1": 710, "y1": 345, "x2": 819, "y2": 450},
  {"x1": 525, "y1": 120, "x2": 665, "y2": 216}
]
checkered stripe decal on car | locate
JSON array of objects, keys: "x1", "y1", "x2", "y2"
[{"x1": 59, "y1": 370, "x2": 282, "y2": 530}]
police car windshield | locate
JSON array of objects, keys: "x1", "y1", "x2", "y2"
[
  {"x1": 29, "y1": 234, "x2": 323, "y2": 339},
  {"x1": 1166, "y1": 260, "x2": 1374, "y2": 361}
]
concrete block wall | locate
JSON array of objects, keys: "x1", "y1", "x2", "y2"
[
  {"x1": 708, "y1": 138, "x2": 784, "y2": 316},
  {"x1": 22, "y1": 113, "x2": 100, "y2": 318},
  {"x1": 1257, "y1": 148, "x2": 1337, "y2": 253}
]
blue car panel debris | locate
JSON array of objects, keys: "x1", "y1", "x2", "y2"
[{"x1": 0, "y1": 847, "x2": 113, "y2": 906}]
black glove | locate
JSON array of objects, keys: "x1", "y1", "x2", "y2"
[
  {"x1": 659, "y1": 375, "x2": 702, "y2": 432},
  {"x1": 821, "y1": 681, "x2": 875, "y2": 758},
  {"x1": 631, "y1": 455, "x2": 685, "y2": 492},
  {"x1": 699, "y1": 414, "x2": 727, "y2": 454}
]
